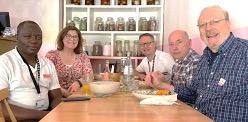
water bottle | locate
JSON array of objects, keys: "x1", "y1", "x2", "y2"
[{"x1": 122, "y1": 52, "x2": 137, "y2": 92}]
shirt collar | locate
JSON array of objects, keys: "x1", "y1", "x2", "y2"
[{"x1": 175, "y1": 49, "x2": 193, "y2": 63}]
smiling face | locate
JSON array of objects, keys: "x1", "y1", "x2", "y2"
[
  {"x1": 168, "y1": 30, "x2": 191, "y2": 60},
  {"x1": 17, "y1": 22, "x2": 42, "y2": 56},
  {"x1": 63, "y1": 30, "x2": 79, "y2": 50},
  {"x1": 198, "y1": 6, "x2": 231, "y2": 52},
  {"x1": 139, "y1": 35, "x2": 156, "y2": 56}
]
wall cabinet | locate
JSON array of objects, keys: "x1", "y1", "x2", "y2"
[{"x1": 62, "y1": 0, "x2": 164, "y2": 71}]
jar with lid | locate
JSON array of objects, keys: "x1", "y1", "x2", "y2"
[
  {"x1": 132, "y1": 0, "x2": 141, "y2": 5},
  {"x1": 148, "y1": 16, "x2": 157, "y2": 31},
  {"x1": 101, "y1": 0, "x2": 110, "y2": 5},
  {"x1": 73, "y1": 16, "x2": 80, "y2": 29},
  {"x1": 139, "y1": 17, "x2": 148, "y2": 31},
  {"x1": 92, "y1": 41, "x2": 103, "y2": 56},
  {"x1": 123, "y1": 40, "x2": 131, "y2": 56},
  {"x1": 105, "y1": 17, "x2": 115, "y2": 31},
  {"x1": 94, "y1": 17, "x2": 104, "y2": 31},
  {"x1": 116, "y1": 17, "x2": 125, "y2": 31},
  {"x1": 115, "y1": 40, "x2": 123, "y2": 56},
  {"x1": 70, "y1": 0, "x2": 80, "y2": 5},
  {"x1": 82, "y1": 38, "x2": 89, "y2": 55},
  {"x1": 126, "y1": 17, "x2": 136, "y2": 31},
  {"x1": 103, "y1": 42, "x2": 111, "y2": 56},
  {"x1": 79, "y1": 17, "x2": 87, "y2": 31},
  {"x1": 85, "y1": 0, "x2": 94, "y2": 5},
  {"x1": 155, "y1": 0, "x2": 160, "y2": 5},
  {"x1": 66, "y1": 20, "x2": 75, "y2": 26},
  {"x1": 132, "y1": 40, "x2": 139, "y2": 57},
  {"x1": 147, "y1": 0, "x2": 155, "y2": 5},
  {"x1": 117, "y1": 0, "x2": 127, "y2": 5}
]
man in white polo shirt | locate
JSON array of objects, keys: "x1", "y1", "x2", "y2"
[
  {"x1": 0, "y1": 20, "x2": 62, "y2": 121},
  {"x1": 135, "y1": 33, "x2": 175, "y2": 81}
]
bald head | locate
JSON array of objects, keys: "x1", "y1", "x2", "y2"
[{"x1": 168, "y1": 30, "x2": 191, "y2": 60}]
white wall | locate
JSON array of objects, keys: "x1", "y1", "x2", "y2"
[
  {"x1": 0, "y1": 0, "x2": 61, "y2": 56},
  {"x1": 164, "y1": 0, "x2": 248, "y2": 54}
]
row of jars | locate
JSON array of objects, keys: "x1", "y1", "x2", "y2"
[
  {"x1": 70, "y1": 0, "x2": 160, "y2": 5},
  {"x1": 95, "y1": 17, "x2": 136, "y2": 31},
  {"x1": 66, "y1": 17, "x2": 87, "y2": 31},
  {"x1": 115, "y1": 40, "x2": 143, "y2": 57},
  {"x1": 94, "y1": 16, "x2": 159, "y2": 31},
  {"x1": 91, "y1": 40, "x2": 143, "y2": 57}
]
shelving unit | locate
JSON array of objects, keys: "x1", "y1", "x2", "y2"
[{"x1": 62, "y1": 0, "x2": 164, "y2": 71}]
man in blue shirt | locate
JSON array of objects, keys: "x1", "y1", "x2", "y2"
[{"x1": 146, "y1": 5, "x2": 248, "y2": 122}]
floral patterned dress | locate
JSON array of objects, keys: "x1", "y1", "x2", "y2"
[{"x1": 46, "y1": 50, "x2": 93, "y2": 89}]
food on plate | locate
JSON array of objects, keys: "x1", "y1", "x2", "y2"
[{"x1": 156, "y1": 89, "x2": 170, "y2": 95}]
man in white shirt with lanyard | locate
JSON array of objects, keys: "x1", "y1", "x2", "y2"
[
  {"x1": 135, "y1": 33, "x2": 175, "y2": 81},
  {"x1": 0, "y1": 20, "x2": 62, "y2": 121}
]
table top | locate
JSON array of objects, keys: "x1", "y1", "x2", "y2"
[{"x1": 40, "y1": 92, "x2": 212, "y2": 122}]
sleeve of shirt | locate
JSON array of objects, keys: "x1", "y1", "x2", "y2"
[
  {"x1": 46, "y1": 59, "x2": 61, "y2": 90},
  {"x1": 0, "y1": 57, "x2": 10, "y2": 89},
  {"x1": 45, "y1": 50, "x2": 56, "y2": 64},
  {"x1": 161, "y1": 53, "x2": 175, "y2": 74},
  {"x1": 136, "y1": 59, "x2": 146, "y2": 72}
]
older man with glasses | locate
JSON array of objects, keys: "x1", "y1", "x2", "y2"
[
  {"x1": 135, "y1": 33, "x2": 175, "y2": 82},
  {"x1": 146, "y1": 5, "x2": 248, "y2": 122}
]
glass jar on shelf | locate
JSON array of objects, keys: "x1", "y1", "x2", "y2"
[
  {"x1": 139, "y1": 17, "x2": 148, "y2": 31},
  {"x1": 101, "y1": 0, "x2": 110, "y2": 5},
  {"x1": 70, "y1": 0, "x2": 80, "y2": 5},
  {"x1": 115, "y1": 40, "x2": 123, "y2": 57},
  {"x1": 147, "y1": 0, "x2": 155, "y2": 5},
  {"x1": 103, "y1": 42, "x2": 111, "y2": 56},
  {"x1": 94, "y1": 17, "x2": 104, "y2": 31},
  {"x1": 132, "y1": 0, "x2": 141, "y2": 5},
  {"x1": 85, "y1": 0, "x2": 94, "y2": 5},
  {"x1": 92, "y1": 41, "x2": 103, "y2": 56},
  {"x1": 105, "y1": 17, "x2": 115, "y2": 31},
  {"x1": 73, "y1": 16, "x2": 80, "y2": 29},
  {"x1": 126, "y1": 17, "x2": 136, "y2": 31},
  {"x1": 132, "y1": 40, "x2": 139, "y2": 57},
  {"x1": 116, "y1": 17, "x2": 125, "y2": 31},
  {"x1": 155, "y1": 0, "x2": 160, "y2": 5},
  {"x1": 123, "y1": 40, "x2": 131, "y2": 56},
  {"x1": 117, "y1": 0, "x2": 127, "y2": 5},
  {"x1": 148, "y1": 16, "x2": 157, "y2": 31},
  {"x1": 66, "y1": 20, "x2": 75, "y2": 26},
  {"x1": 79, "y1": 17, "x2": 87, "y2": 31}
]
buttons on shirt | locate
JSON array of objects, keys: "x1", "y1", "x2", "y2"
[
  {"x1": 200, "y1": 95, "x2": 202, "y2": 98},
  {"x1": 195, "y1": 107, "x2": 198, "y2": 110},
  {"x1": 207, "y1": 85, "x2": 210, "y2": 87},
  {"x1": 210, "y1": 72, "x2": 214, "y2": 75}
]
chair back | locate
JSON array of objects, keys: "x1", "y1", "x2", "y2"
[{"x1": 0, "y1": 88, "x2": 17, "y2": 122}]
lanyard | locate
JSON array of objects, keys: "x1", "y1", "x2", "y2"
[
  {"x1": 148, "y1": 55, "x2": 156, "y2": 72},
  {"x1": 17, "y1": 50, "x2": 41, "y2": 95}
]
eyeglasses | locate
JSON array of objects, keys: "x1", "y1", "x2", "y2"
[
  {"x1": 139, "y1": 41, "x2": 154, "y2": 47},
  {"x1": 65, "y1": 34, "x2": 78, "y2": 40},
  {"x1": 197, "y1": 18, "x2": 226, "y2": 29}
]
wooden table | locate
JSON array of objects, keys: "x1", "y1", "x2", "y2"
[{"x1": 40, "y1": 92, "x2": 212, "y2": 122}]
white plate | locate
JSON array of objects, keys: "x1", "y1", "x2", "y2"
[{"x1": 132, "y1": 89, "x2": 177, "y2": 100}]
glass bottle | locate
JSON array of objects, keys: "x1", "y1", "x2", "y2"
[
  {"x1": 123, "y1": 40, "x2": 130, "y2": 56},
  {"x1": 122, "y1": 52, "x2": 135, "y2": 92},
  {"x1": 102, "y1": 60, "x2": 110, "y2": 80},
  {"x1": 85, "y1": 0, "x2": 94, "y2": 5},
  {"x1": 101, "y1": 0, "x2": 110, "y2": 5},
  {"x1": 116, "y1": 17, "x2": 125, "y2": 31},
  {"x1": 148, "y1": 16, "x2": 157, "y2": 31},
  {"x1": 92, "y1": 41, "x2": 103, "y2": 56},
  {"x1": 132, "y1": 0, "x2": 141, "y2": 5},
  {"x1": 126, "y1": 17, "x2": 136, "y2": 31},
  {"x1": 115, "y1": 40, "x2": 123, "y2": 57},
  {"x1": 105, "y1": 17, "x2": 115, "y2": 31},
  {"x1": 103, "y1": 42, "x2": 111, "y2": 56},
  {"x1": 155, "y1": 0, "x2": 160, "y2": 5},
  {"x1": 118, "y1": 0, "x2": 127, "y2": 5}
]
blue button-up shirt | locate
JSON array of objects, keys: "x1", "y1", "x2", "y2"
[{"x1": 175, "y1": 33, "x2": 248, "y2": 122}]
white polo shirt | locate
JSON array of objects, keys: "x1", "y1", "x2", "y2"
[
  {"x1": 136, "y1": 50, "x2": 175, "y2": 80},
  {"x1": 0, "y1": 49, "x2": 60, "y2": 110}
]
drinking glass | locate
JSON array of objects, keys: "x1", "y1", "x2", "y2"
[{"x1": 82, "y1": 74, "x2": 91, "y2": 96}]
